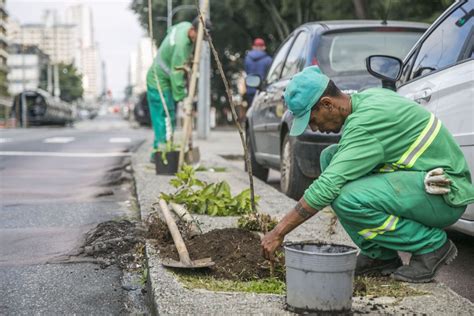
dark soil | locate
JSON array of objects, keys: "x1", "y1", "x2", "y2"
[
  {"x1": 148, "y1": 217, "x2": 284, "y2": 281},
  {"x1": 80, "y1": 220, "x2": 146, "y2": 268}
]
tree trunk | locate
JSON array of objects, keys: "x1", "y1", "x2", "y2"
[{"x1": 352, "y1": 0, "x2": 367, "y2": 19}]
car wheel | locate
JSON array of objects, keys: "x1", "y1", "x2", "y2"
[
  {"x1": 245, "y1": 129, "x2": 269, "y2": 181},
  {"x1": 280, "y1": 133, "x2": 313, "y2": 200}
]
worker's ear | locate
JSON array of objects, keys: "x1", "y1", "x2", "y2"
[{"x1": 319, "y1": 96, "x2": 334, "y2": 111}]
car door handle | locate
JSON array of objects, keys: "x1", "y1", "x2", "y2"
[{"x1": 414, "y1": 89, "x2": 432, "y2": 103}]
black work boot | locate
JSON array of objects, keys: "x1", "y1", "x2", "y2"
[
  {"x1": 355, "y1": 253, "x2": 403, "y2": 276},
  {"x1": 393, "y1": 239, "x2": 457, "y2": 283}
]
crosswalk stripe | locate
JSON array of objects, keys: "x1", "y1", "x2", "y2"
[
  {"x1": 109, "y1": 137, "x2": 131, "y2": 143},
  {"x1": 0, "y1": 138, "x2": 12, "y2": 143},
  {"x1": 44, "y1": 137, "x2": 76, "y2": 143},
  {"x1": 0, "y1": 151, "x2": 132, "y2": 158}
]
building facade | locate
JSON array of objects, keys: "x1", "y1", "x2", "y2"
[
  {"x1": 7, "y1": 44, "x2": 49, "y2": 95},
  {"x1": 0, "y1": 0, "x2": 9, "y2": 99},
  {"x1": 129, "y1": 37, "x2": 153, "y2": 95}
]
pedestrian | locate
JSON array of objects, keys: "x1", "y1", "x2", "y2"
[
  {"x1": 261, "y1": 66, "x2": 474, "y2": 283},
  {"x1": 244, "y1": 38, "x2": 272, "y2": 107},
  {"x1": 146, "y1": 17, "x2": 210, "y2": 160}
]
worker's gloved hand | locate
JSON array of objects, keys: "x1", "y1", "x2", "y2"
[{"x1": 424, "y1": 168, "x2": 451, "y2": 195}]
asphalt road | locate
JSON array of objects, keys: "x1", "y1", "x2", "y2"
[{"x1": 0, "y1": 114, "x2": 148, "y2": 314}]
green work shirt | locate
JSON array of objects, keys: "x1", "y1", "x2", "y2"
[
  {"x1": 304, "y1": 88, "x2": 474, "y2": 210},
  {"x1": 146, "y1": 22, "x2": 193, "y2": 102}
]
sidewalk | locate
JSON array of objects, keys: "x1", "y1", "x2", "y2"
[{"x1": 132, "y1": 131, "x2": 474, "y2": 315}]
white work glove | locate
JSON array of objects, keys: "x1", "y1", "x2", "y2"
[{"x1": 424, "y1": 168, "x2": 451, "y2": 195}]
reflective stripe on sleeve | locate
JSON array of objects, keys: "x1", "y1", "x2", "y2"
[{"x1": 358, "y1": 215, "x2": 399, "y2": 240}]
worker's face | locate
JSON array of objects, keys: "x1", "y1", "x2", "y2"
[
  {"x1": 308, "y1": 97, "x2": 345, "y2": 134},
  {"x1": 188, "y1": 27, "x2": 197, "y2": 42}
]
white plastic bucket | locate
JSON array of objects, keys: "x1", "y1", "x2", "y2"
[{"x1": 284, "y1": 241, "x2": 358, "y2": 313}]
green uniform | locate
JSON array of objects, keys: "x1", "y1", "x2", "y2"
[
  {"x1": 304, "y1": 88, "x2": 474, "y2": 259},
  {"x1": 146, "y1": 22, "x2": 193, "y2": 149}
]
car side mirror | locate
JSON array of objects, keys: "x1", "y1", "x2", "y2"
[
  {"x1": 366, "y1": 55, "x2": 402, "y2": 91},
  {"x1": 245, "y1": 75, "x2": 262, "y2": 89}
]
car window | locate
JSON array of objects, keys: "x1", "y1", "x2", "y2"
[
  {"x1": 266, "y1": 37, "x2": 293, "y2": 84},
  {"x1": 410, "y1": 1, "x2": 473, "y2": 79},
  {"x1": 316, "y1": 30, "x2": 422, "y2": 77},
  {"x1": 281, "y1": 32, "x2": 309, "y2": 79}
]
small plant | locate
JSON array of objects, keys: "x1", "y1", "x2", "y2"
[
  {"x1": 237, "y1": 212, "x2": 278, "y2": 233},
  {"x1": 155, "y1": 141, "x2": 180, "y2": 165},
  {"x1": 161, "y1": 165, "x2": 259, "y2": 216}
]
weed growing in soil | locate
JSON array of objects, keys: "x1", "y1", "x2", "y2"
[
  {"x1": 161, "y1": 165, "x2": 259, "y2": 216},
  {"x1": 354, "y1": 276, "x2": 429, "y2": 298},
  {"x1": 237, "y1": 212, "x2": 278, "y2": 233}
]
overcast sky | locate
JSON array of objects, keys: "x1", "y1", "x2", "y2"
[{"x1": 6, "y1": 0, "x2": 146, "y2": 99}]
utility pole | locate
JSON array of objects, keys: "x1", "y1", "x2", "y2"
[
  {"x1": 21, "y1": 30, "x2": 27, "y2": 128},
  {"x1": 53, "y1": 11, "x2": 60, "y2": 101},
  {"x1": 197, "y1": 0, "x2": 210, "y2": 139}
]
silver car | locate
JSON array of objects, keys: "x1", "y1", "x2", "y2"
[{"x1": 367, "y1": 0, "x2": 474, "y2": 235}]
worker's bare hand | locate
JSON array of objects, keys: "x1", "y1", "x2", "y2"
[
  {"x1": 261, "y1": 229, "x2": 284, "y2": 261},
  {"x1": 425, "y1": 168, "x2": 451, "y2": 195}
]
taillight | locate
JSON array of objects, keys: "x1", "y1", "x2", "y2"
[{"x1": 311, "y1": 57, "x2": 319, "y2": 66}]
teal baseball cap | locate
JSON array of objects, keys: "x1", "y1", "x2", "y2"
[{"x1": 284, "y1": 66, "x2": 329, "y2": 136}]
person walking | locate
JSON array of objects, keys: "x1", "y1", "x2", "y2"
[
  {"x1": 261, "y1": 66, "x2": 474, "y2": 283},
  {"x1": 244, "y1": 38, "x2": 272, "y2": 107}
]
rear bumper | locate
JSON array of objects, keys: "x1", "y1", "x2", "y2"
[{"x1": 294, "y1": 131, "x2": 340, "y2": 178}]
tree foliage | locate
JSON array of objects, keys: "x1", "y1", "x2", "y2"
[
  {"x1": 130, "y1": 0, "x2": 452, "y2": 107},
  {"x1": 58, "y1": 63, "x2": 84, "y2": 103}
]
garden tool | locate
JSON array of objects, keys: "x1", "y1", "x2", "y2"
[{"x1": 158, "y1": 199, "x2": 214, "y2": 269}]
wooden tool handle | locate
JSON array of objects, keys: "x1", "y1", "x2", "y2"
[{"x1": 159, "y1": 199, "x2": 192, "y2": 265}]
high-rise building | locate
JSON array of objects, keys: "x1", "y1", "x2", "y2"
[
  {"x1": 7, "y1": 44, "x2": 49, "y2": 95},
  {"x1": 0, "y1": 0, "x2": 9, "y2": 98},
  {"x1": 129, "y1": 37, "x2": 153, "y2": 95},
  {"x1": 65, "y1": 4, "x2": 100, "y2": 101}
]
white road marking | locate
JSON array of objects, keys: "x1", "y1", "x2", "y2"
[
  {"x1": 109, "y1": 137, "x2": 131, "y2": 143},
  {"x1": 0, "y1": 138, "x2": 12, "y2": 143},
  {"x1": 43, "y1": 137, "x2": 76, "y2": 144},
  {"x1": 0, "y1": 151, "x2": 132, "y2": 158}
]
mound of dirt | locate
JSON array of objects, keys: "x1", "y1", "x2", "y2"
[
  {"x1": 148, "y1": 217, "x2": 283, "y2": 281},
  {"x1": 81, "y1": 220, "x2": 146, "y2": 268}
]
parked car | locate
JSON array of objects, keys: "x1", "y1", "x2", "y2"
[
  {"x1": 245, "y1": 20, "x2": 428, "y2": 199},
  {"x1": 366, "y1": 0, "x2": 474, "y2": 235},
  {"x1": 134, "y1": 92, "x2": 151, "y2": 126}
]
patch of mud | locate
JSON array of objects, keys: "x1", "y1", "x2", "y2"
[
  {"x1": 148, "y1": 217, "x2": 284, "y2": 281},
  {"x1": 78, "y1": 220, "x2": 146, "y2": 268}
]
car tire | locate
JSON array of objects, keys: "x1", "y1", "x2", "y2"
[
  {"x1": 245, "y1": 129, "x2": 269, "y2": 181},
  {"x1": 280, "y1": 133, "x2": 314, "y2": 200}
]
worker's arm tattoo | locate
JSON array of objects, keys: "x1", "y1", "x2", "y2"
[{"x1": 295, "y1": 201, "x2": 313, "y2": 219}]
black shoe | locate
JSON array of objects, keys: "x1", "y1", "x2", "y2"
[
  {"x1": 393, "y1": 239, "x2": 457, "y2": 283},
  {"x1": 355, "y1": 253, "x2": 403, "y2": 276}
]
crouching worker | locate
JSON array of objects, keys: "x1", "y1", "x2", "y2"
[{"x1": 261, "y1": 66, "x2": 474, "y2": 282}]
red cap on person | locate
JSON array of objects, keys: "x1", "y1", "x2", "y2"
[{"x1": 253, "y1": 38, "x2": 265, "y2": 47}]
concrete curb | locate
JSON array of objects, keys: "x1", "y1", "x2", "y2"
[{"x1": 132, "y1": 132, "x2": 474, "y2": 315}]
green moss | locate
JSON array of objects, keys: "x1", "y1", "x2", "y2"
[
  {"x1": 354, "y1": 276, "x2": 429, "y2": 297},
  {"x1": 177, "y1": 274, "x2": 286, "y2": 295}
]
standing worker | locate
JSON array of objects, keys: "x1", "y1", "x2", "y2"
[
  {"x1": 261, "y1": 66, "x2": 474, "y2": 283},
  {"x1": 244, "y1": 38, "x2": 272, "y2": 107},
  {"x1": 146, "y1": 18, "x2": 210, "y2": 159}
]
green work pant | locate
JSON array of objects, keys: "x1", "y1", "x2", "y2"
[
  {"x1": 147, "y1": 86, "x2": 176, "y2": 149},
  {"x1": 322, "y1": 144, "x2": 466, "y2": 260}
]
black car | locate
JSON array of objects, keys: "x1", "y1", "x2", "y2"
[
  {"x1": 245, "y1": 20, "x2": 428, "y2": 200},
  {"x1": 134, "y1": 92, "x2": 151, "y2": 126}
]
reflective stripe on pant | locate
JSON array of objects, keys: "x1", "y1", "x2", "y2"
[
  {"x1": 147, "y1": 87, "x2": 176, "y2": 149},
  {"x1": 322, "y1": 144, "x2": 465, "y2": 260}
]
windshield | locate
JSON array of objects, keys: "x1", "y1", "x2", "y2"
[{"x1": 316, "y1": 31, "x2": 423, "y2": 76}]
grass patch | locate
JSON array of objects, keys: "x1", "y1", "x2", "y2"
[
  {"x1": 177, "y1": 274, "x2": 286, "y2": 295},
  {"x1": 354, "y1": 276, "x2": 429, "y2": 298},
  {"x1": 195, "y1": 165, "x2": 227, "y2": 172}
]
